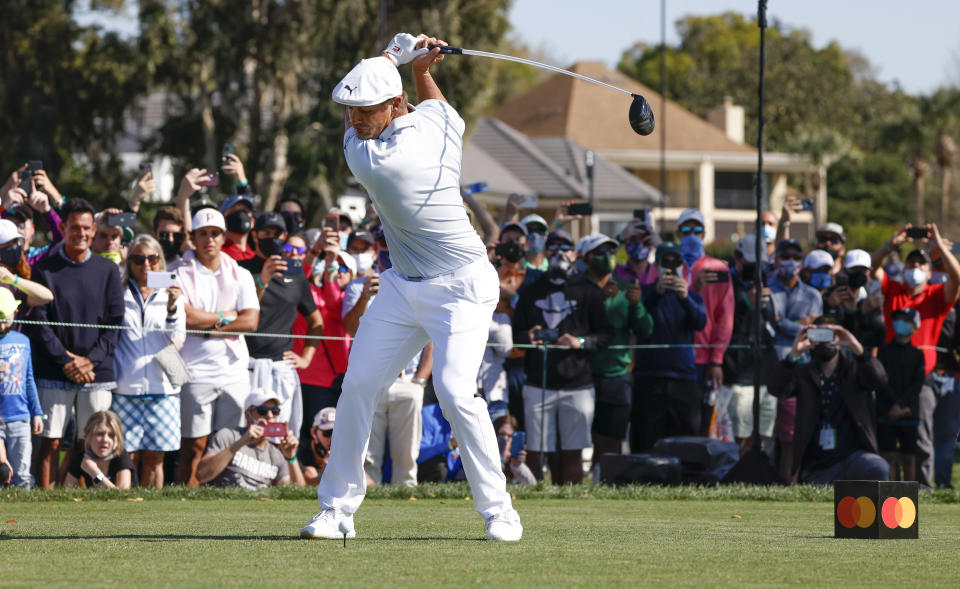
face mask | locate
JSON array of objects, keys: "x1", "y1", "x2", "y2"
[
  {"x1": 225, "y1": 210, "x2": 252, "y2": 234},
  {"x1": 626, "y1": 241, "x2": 650, "y2": 262},
  {"x1": 930, "y1": 271, "x2": 948, "y2": 285},
  {"x1": 588, "y1": 253, "x2": 614, "y2": 277},
  {"x1": 339, "y1": 231, "x2": 350, "y2": 251},
  {"x1": 892, "y1": 319, "x2": 915, "y2": 338},
  {"x1": 855, "y1": 287, "x2": 867, "y2": 303},
  {"x1": 527, "y1": 231, "x2": 546, "y2": 253},
  {"x1": 547, "y1": 251, "x2": 573, "y2": 284},
  {"x1": 904, "y1": 268, "x2": 928, "y2": 289},
  {"x1": 819, "y1": 245, "x2": 839, "y2": 260},
  {"x1": 0, "y1": 244, "x2": 23, "y2": 269},
  {"x1": 808, "y1": 271, "x2": 832, "y2": 290},
  {"x1": 811, "y1": 343, "x2": 839, "y2": 364},
  {"x1": 739, "y1": 264, "x2": 756, "y2": 282},
  {"x1": 680, "y1": 235, "x2": 704, "y2": 268},
  {"x1": 846, "y1": 271, "x2": 867, "y2": 289},
  {"x1": 762, "y1": 225, "x2": 777, "y2": 243},
  {"x1": 97, "y1": 251, "x2": 123, "y2": 265},
  {"x1": 312, "y1": 258, "x2": 326, "y2": 275},
  {"x1": 777, "y1": 259, "x2": 799, "y2": 279},
  {"x1": 353, "y1": 252, "x2": 374, "y2": 274},
  {"x1": 159, "y1": 234, "x2": 184, "y2": 262},
  {"x1": 280, "y1": 211, "x2": 304, "y2": 235},
  {"x1": 258, "y1": 237, "x2": 284, "y2": 258},
  {"x1": 377, "y1": 249, "x2": 392, "y2": 271}
]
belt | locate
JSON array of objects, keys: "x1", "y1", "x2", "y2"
[{"x1": 400, "y1": 256, "x2": 488, "y2": 282}]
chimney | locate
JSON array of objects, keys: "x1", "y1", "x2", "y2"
[{"x1": 707, "y1": 97, "x2": 745, "y2": 144}]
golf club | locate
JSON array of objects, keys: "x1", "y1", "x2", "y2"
[{"x1": 428, "y1": 45, "x2": 655, "y2": 136}]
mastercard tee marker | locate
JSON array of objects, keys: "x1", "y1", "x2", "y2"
[{"x1": 834, "y1": 480, "x2": 918, "y2": 539}]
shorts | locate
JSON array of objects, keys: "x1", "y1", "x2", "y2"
[
  {"x1": 775, "y1": 397, "x2": 797, "y2": 442},
  {"x1": 726, "y1": 384, "x2": 777, "y2": 439},
  {"x1": 877, "y1": 423, "x2": 919, "y2": 454},
  {"x1": 39, "y1": 386, "x2": 113, "y2": 440},
  {"x1": 592, "y1": 374, "x2": 633, "y2": 440},
  {"x1": 180, "y1": 381, "x2": 248, "y2": 438},
  {"x1": 522, "y1": 384, "x2": 594, "y2": 452},
  {"x1": 112, "y1": 394, "x2": 181, "y2": 452}
]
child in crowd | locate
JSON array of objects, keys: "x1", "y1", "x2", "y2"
[
  {"x1": 63, "y1": 411, "x2": 136, "y2": 489},
  {"x1": 876, "y1": 308, "x2": 925, "y2": 481}
]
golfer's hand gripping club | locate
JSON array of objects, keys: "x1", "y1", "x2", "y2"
[{"x1": 383, "y1": 33, "x2": 429, "y2": 65}]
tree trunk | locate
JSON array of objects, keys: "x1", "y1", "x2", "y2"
[
  {"x1": 264, "y1": 130, "x2": 289, "y2": 212},
  {"x1": 911, "y1": 158, "x2": 929, "y2": 225},
  {"x1": 942, "y1": 166, "x2": 952, "y2": 229},
  {"x1": 199, "y1": 59, "x2": 216, "y2": 172}
]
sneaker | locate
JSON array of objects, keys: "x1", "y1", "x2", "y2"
[
  {"x1": 485, "y1": 509, "x2": 522, "y2": 541},
  {"x1": 299, "y1": 508, "x2": 356, "y2": 540}
]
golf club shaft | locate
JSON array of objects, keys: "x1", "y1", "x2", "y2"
[{"x1": 430, "y1": 45, "x2": 634, "y2": 98}]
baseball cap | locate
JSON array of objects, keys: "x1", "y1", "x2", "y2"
[
  {"x1": 0, "y1": 219, "x2": 23, "y2": 245},
  {"x1": 816, "y1": 222, "x2": 846, "y2": 242},
  {"x1": 0, "y1": 287, "x2": 21, "y2": 320},
  {"x1": 576, "y1": 233, "x2": 618, "y2": 256},
  {"x1": 312, "y1": 407, "x2": 336, "y2": 430},
  {"x1": 803, "y1": 249, "x2": 835, "y2": 270},
  {"x1": 1, "y1": 204, "x2": 33, "y2": 225},
  {"x1": 891, "y1": 307, "x2": 921, "y2": 330},
  {"x1": 244, "y1": 388, "x2": 281, "y2": 410},
  {"x1": 844, "y1": 249, "x2": 872, "y2": 270},
  {"x1": 347, "y1": 229, "x2": 376, "y2": 246},
  {"x1": 520, "y1": 214, "x2": 548, "y2": 233},
  {"x1": 676, "y1": 209, "x2": 705, "y2": 228},
  {"x1": 500, "y1": 221, "x2": 528, "y2": 238},
  {"x1": 303, "y1": 228, "x2": 323, "y2": 250},
  {"x1": 337, "y1": 251, "x2": 357, "y2": 274},
  {"x1": 655, "y1": 241, "x2": 682, "y2": 264},
  {"x1": 546, "y1": 229, "x2": 574, "y2": 246},
  {"x1": 777, "y1": 238, "x2": 802, "y2": 254},
  {"x1": 328, "y1": 207, "x2": 354, "y2": 228},
  {"x1": 191, "y1": 208, "x2": 226, "y2": 232},
  {"x1": 332, "y1": 57, "x2": 403, "y2": 107},
  {"x1": 736, "y1": 234, "x2": 760, "y2": 263},
  {"x1": 219, "y1": 193, "x2": 256, "y2": 214},
  {"x1": 253, "y1": 211, "x2": 287, "y2": 232},
  {"x1": 905, "y1": 248, "x2": 932, "y2": 264}
]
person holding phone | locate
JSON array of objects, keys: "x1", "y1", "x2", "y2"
[
  {"x1": 239, "y1": 212, "x2": 323, "y2": 441},
  {"x1": 1, "y1": 165, "x2": 66, "y2": 267},
  {"x1": 91, "y1": 208, "x2": 130, "y2": 266},
  {"x1": 196, "y1": 390, "x2": 304, "y2": 488},
  {"x1": 110, "y1": 234, "x2": 185, "y2": 488},
  {"x1": 492, "y1": 415, "x2": 535, "y2": 485},
  {"x1": 0, "y1": 218, "x2": 54, "y2": 310},
  {"x1": 814, "y1": 222, "x2": 847, "y2": 275}
]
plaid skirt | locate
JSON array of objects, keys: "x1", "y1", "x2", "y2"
[{"x1": 111, "y1": 394, "x2": 181, "y2": 452}]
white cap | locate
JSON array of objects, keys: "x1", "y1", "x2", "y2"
[
  {"x1": 191, "y1": 208, "x2": 226, "y2": 232},
  {"x1": 676, "y1": 208, "x2": 705, "y2": 228},
  {"x1": 816, "y1": 222, "x2": 846, "y2": 241},
  {"x1": 0, "y1": 219, "x2": 23, "y2": 244},
  {"x1": 803, "y1": 249, "x2": 835, "y2": 270},
  {"x1": 244, "y1": 388, "x2": 281, "y2": 410},
  {"x1": 312, "y1": 407, "x2": 336, "y2": 429},
  {"x1": 520, "y1": 214, "x2": 548, "y2": 232},
  {"x1": 844, "y1": 249, "x2": 871, "y2": 270},
  {"x1": 575, "y1": 233, "x2": 618, "y2": 256},
  {"x1": 332, "y1": 57, "x2": 403, "y2": 107},
  {"x1": 336, "y1": 251, "x2": 357, "y2": 274},
  {"x1": 736, "y1": 234, "x2": 759, "y2": 263}
]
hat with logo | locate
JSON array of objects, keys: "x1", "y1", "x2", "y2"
[
  {"x1": 191, "y1": 208, "x2": 226, "y2": 232},
  {"x1": 332, "y1": 57, "x2": 403, "y2": 107},
  {"x1": 313, "y1": 407, "x2": 336, "y2": 430}
]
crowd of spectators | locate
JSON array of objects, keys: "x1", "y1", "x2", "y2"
[{"x1": 2, "y1": 158, "x2": 960, "y2": 491}]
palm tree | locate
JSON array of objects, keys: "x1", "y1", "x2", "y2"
[
  {"x1": 911, "y1": 157, "x2": 930, "y2": 225},
  {"x1": 935, "y1": 131, "x2": 956, "y2": 227}
]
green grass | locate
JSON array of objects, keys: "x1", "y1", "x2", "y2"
[{"x1": 2, "y1": 485, "x2": 959, "y2": 588}]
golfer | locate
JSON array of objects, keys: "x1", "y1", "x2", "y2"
[{"x1": 299, "y1": 33, "x2": 522, "y2": 541}]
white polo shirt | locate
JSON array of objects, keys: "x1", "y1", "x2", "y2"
[{"x1": 343, "y1": 99, "x2": 486, "y2": 279}]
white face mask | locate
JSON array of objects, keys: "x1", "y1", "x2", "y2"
[
  {"x1": 352, "y1": 252, "x2": 374, "y2": 274},
  {"x1": 904, "y1": 267, "x2": 928, "y2": 289},
  {"x1": 339, "y1": 231, "x2": 350, "y2": 251}
]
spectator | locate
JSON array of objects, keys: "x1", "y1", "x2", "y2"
[
  {"x1": 762, "y1": 209, "x2": 779, "y2": 259},
  {"x1": 31, "y1": 198, "x2": 125, "y2": 488},
  {"x1": 341, "y1": 228, "x2": 379, "y2": 335},
  {"x1": 0, "y1": 288, "x2": 43, "y2": 487},
  {"x1": 513, "y1": 229, "x2": 613, "y2": 483},
  {"x1": 825, "y1": 250, "x2": 885, "y2": 353},
  {"x1": 219, "y1": 193, "x2": 257, "y2": 262},
  {"x1": 174, "y1": 208, "x2": 260, "y2": 486},
  {"x1": 327, "y1": 207, "x2": 355, "y2": 251},
  {"x1": 275, "y1": 195, "x2": 306, "y2": 236},
  {"x1": 2, "y1": 166, "x2": 65, "y2": 266},
  {"x1": 493, "y1": 415, "x2": 536, "y2": 485},
  {"x1": 91, "y1": 210, "x2": 127, "y2": 266},
  {"x1": 111, "y1": 235, "x2": 186, "y2": 489},
  {"x1": 877, "y1": 308, "x2": 924, "y2": 481},
  {"x1": 479, "y1": 310, "x2": 513, "y2": 421},
  {"x1": 722, "y1": 235, "x2": 777, "y2": 456},
  {"x1": 871, "y1": 223, "x2": 960, "y2": 488},
  {"x1": 630, "y1": 241, "x2": 707, "y2": 452},
  {"x1": 151, "y1": 206, "x2": 187, "y2": 268},
  {"x1": 578, "y1": 234, "x2": 653, "y2": 465},
  {"x1": 299, "y1": 406, "x2": 335, "y2": 485},
  {"x1": 196, "y1": 390, "x2": 305, "y2": 488},
  {"x1": 769, "y1": 318, "x2": 889, "y2": 484},
  {"x1": 767, "y1": 238, "x2": 823, "y2": 481},
  {"x1": 122, "y1": 167, "x2": 156, "y2": 216},
  {"x1": 491, "y1": 221, "x2": 529, "y2": 423},
  {"x1": 520, "y1": 213, "x2": 549, "y2": 275},
  {"x1": 815, "y1": 222, "x2": 846, "y2": 275},
  {"x1": 0, "y1": 219, "x2": 54, "y2": 309},
  {"x1": 64, "y1": 410, "x2": 136, "y2": 489},
  {"x1": 240, "y1": 211, "x2": 323, "y2": 437},
  {"x1": 800, "y1": 249, "x2": 835, "y2": 293},
  {"x1": 613, "y1": 215, "x2": 660, "y2": 287},
  {"x1": 932, "y1": 302, "x2": 960, "y2": 488},
  {"x1": 494, "y1": 220, "x2": 528, "y2": 306}
]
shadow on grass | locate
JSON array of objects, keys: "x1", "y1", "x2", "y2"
[{"x1": 0, "y1": 533, "x2": 485, "y2": 542}]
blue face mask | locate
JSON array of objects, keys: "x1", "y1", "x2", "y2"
[
  {"x1": 778, "y1": 259, "x2": 799, "y2": 279},
  {"x1": 808, "y1": 271, "x2": 832, "y2": 290},
  {"x1": 626, "y1": 241, "x2": 650, "y2": 262},
  {"x1": 680, "y1": 235, "x2": 704, "y2": 268},
  {"x1": 527, "y1": 231, "x2": 546, "y2": 253},
  {"x1": 892, "y1": 319, "x2": 914, "y2": 337},
  {"x1": 762, "y1": 225, "x2": 777, "y2": 243}
]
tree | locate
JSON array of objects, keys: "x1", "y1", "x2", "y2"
[{"x1": 827, "y1": 153, "x2": 912, "y2": 227}]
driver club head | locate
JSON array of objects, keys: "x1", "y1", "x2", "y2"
[{"x1": 629, "y1": 94, "x2": 655, "y2": 136}]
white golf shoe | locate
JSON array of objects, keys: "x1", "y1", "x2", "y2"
[
  {"x1": 299, "y1": 508, "x2": 356, "y2": 540},
  {"x1": 485, "y1": 509, "x2": 523, "y2": 541}
]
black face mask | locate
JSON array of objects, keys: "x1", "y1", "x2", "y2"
[
  {"x1": 225, "y1": 210, "x2": 252, "y2": 234},
  {"x1": 313, "y1": 440, "x2": 328, "y2": 459},
  {"x1": 258, "y1": 237, "x2": 284, "y2": 258},
  {"x1": 847, "y1": 271, "x2": 867, "y2": 289},
  {"x1": 0, "y1": 245, "x2": 23, "y2": 269},
  {"x1": 281, "y1": 211, "x2": 304, "y2": 235},
  {"x1": 739, "y1": 263, "x2": 756, "y2": 282},
  {"x1": 158, "y1": 233, "x2": 184, "y2": 262},
  {"x1": 811, "y1": 343, "x2": 839, "y2": 364},
  {"x1": 819, "y1": 245, "x2": 839, "y2": 260}
]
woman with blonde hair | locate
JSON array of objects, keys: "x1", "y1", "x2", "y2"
[{"x1": 64, "y1": 411, "x2": 136, "y2": 489}]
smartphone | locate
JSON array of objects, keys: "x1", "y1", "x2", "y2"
[
  {"x1": 532, "y1": 328, "x2": 559, "y2": 343},
  {"x1": 709, "y1": 270, "x2": 730, "y2": 283},
  {"x1": 138, "y1": 162, "x2": 152, "y2": 176},
  {"x1": 323, "y1": 214, "x2": 339, "y2": 230},
  {"x1": 198, "y1": 172, "x2": 219, "y2": 187},
  {"x1": 222, "y1": 143, "x2": 237, "y2": 159},
  {"x1": 517, "y1": 194, "x2": 539, "y2": 208},
  {"x1": 28, "y1": 160, "x2": 43, "y2": 174},
  {"x1": 18, "y1": 160, "x2": 42, "y2": 192},
  {"x1": 107, "y1": 212, "x2": 137, "y2": 229},
  {"x1": 633, "y1": 207, "x2": 650, "y2": 219},
  {"x1": 806, "y1": 327, "x2": 835, "y2": 343},
  {"x1": 282, "y1": 258, "x2": 303, "y2": 276},
  {"x1": 906, "y1": 227, "x2": 930, "y2": 239},
  {"x1": 800, "y1": 199, "x2": 814, "y2": 211},
  {"x1": 510, "y1": 431, "x2": 526, "y2": 459},
  {"x1": 463, "y1": 182, "x2": 488, "y2": 195},
  {"x1": 834, "y1": 275, "x2": 849, "y2": 287},
  {"x1": 262, "y1": 422, "x2": 287, "y2": 438},
  {"x1": 567, "y1": 202, "x2": 593, "y2": 216},
  {"x1": 146, "y1": 271, "x2": 178, "y2": 289}
]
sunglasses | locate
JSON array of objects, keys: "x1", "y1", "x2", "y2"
[
  {"x1": 129, "y1": 254, "x2": 160, "y2": 265},
  {"x1": 283, "y1": 244, "x2": 307, "y2": 255},
  {"x1": 338, "y1": 264, "x2": 350, "y2": 273},
  {"x1": 158, "y1": 231, "x2": 185, "y2": 241},
  {"x1": 779, "y1": 253, "x2": 803, "y2": 261},
  {"x1": 593, "y1": 245, "x2": 618, "y2": 255},
  {"x1": 254, "y1": 405, "x2": 281, "y2": 416},
  {"x1": 546, "y1": 243, "x2": 572, "y2": 252},
  {"x1": 817, "y1": 235, "x2": 842, "y2": 245},
  {"x1": 319, "y1": 429, "x2": 333, "y2": 437},
  {"x1": 678, "y1": 225, "x2": 705, "y2": 235}
]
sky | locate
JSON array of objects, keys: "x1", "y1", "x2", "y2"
[{"x1": 508, "y1": 0, "x2": 960, "y2": 95}]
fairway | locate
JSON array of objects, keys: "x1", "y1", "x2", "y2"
[{"x1": 2, "y1": 489, "x2": 959, "y2": 588}]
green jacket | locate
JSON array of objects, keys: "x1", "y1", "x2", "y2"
[{"x1": 589, "y1": 281, "x2": 654, "y2": 378}]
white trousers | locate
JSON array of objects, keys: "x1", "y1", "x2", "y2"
[
  {"x1": 317, "y1": 257, "x2": 513, "y2": 519},
  {"x1": 365, "y1": 377, "x2": 424, "y2": 487}
]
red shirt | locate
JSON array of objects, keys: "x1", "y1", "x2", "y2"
[
  {"x1": 291, "y1": 280, "x2": 349, "y2": 387},
  {"x1": 222, "y1": 237, "x2": 256, "y2": 262},
  {"x1": 882, "y1": 274, "x2": 951, "y2": 374}
]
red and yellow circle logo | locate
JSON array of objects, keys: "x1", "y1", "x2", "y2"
[
  {"x1": 836, "y1": 496, "x2": 876, "y2": 528},
  {"x1": 881, "y1": 497, "x2": 917, "y2": 529}
]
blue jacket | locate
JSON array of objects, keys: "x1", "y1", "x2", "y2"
[
  {"x1": 633, "y1": 285, "x2": 707, "y2": 380},
  {"x1": 0, "y1": 330, "x2": 42, "y2": 422}
]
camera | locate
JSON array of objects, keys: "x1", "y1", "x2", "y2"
[{"x1": 495, "y1": 241, "x2": 524, "y2": 263}]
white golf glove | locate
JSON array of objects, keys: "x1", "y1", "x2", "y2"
[{"x1": 383, "y1": 33, "x2": 428, "y2": 65}]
